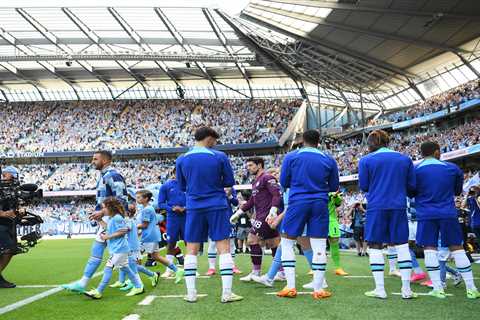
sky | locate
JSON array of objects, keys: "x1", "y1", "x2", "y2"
[{"x1": 1, "y1": 0, "x2": 251, "y2": 15}]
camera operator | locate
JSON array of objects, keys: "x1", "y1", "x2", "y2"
[
  {"x1": 464, "y1": 186, "x2": 480, "y2": 250},
  {"x1": 0, "y1": 166, "x2": 22, "y2": 288},
  {"x1": 348, "y1": 201, "x2": 367, "y2": 256}
]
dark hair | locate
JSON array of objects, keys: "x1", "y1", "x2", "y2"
[
  {"x1": 94, "y1": 150, "x2": 113, "y2": 161},
  {"x1": 420, "y1": 141, "x2": 440, "y2": 158},
  {"x1": 103, "y1": 197, "x2": 126, "y2": 217},
  {"x1": 302, "y1": 130, "x2": 320, "y2": 146},
  {"x1": 194, "y1": 126, "x2": 219, "y2": 141},
  {"x1": 246, "y1": 157, "x2": 265, "y2": 168},
  {"x1": 136, "y1": 189, "x2": 153, "y2": 201},
  {"x1": 367, "y1": 130, "x2": 390, "y2": 152}
]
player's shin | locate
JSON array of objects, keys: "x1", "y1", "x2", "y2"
[
  {"x1": 424, "y1": 249, "x2": 442, "y2": 291},
  {"x1": 280, "y1": 238, "x2": 296, "y2": 289},
  {"x1": 310, "y1": 238, "x2": 327, "y2": 292},
  {"x1": 184, "y1": 254, "x2": 198, "y2": 295}
]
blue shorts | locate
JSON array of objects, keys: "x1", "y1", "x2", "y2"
[
  {"x1": 184, "y1": 208, "x2": 231, "y2": 243},
  {"x1": 364, "y1": 209, "x2": 408, "y2": 244},
  {"x1": 166, "y1": 216, "x2": 186, "y2": 243},
  {"x1": 280, "y1": 200, "x2": 329, "y2": 238},
  {"x1": 416, "y1": 218, "x2": 463, "y2": 247}
]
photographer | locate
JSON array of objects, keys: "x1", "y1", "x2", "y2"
[
  {"x1": 0, "y1": 166, "x2": 20, "y2": 288},
  {"x1": 348, "y1": 201, "x2": 367, "y2": 257},
  {"x1": 464, "y1": 186, "x2": 480, "y2": 250}
]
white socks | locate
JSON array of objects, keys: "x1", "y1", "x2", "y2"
[
  {"x1": 280, "y1": 238, "x2": 296, "y2": 289},
  {"x1": 310, "y1": 238, "x2": 327, "y2": 292},
  {"x1": 396, "y1": 244, "x2": 412, "y2": 294},
  {"x1": 219, "y1": 253, "x2": 234, "y2": 296},
  {"x1": 369, "y1": 248, "x2": 385, "y2": 293},
  {"x1": 208, "y1": 240, "x2": 217, "y2": 270},
  {"x1": 79, "y1": 276, "x2": 89, "y2": 288},
  {"x1": 386, "y1": 246, "x2": 397, "y2": 273},
  {"x1": 424, "y1": 249, "x2": 442, "y2": 291},
  {"x1": 452, "y1": 250, "x2": 477, "y2": 291},
  {"x1": 184, "y1": 254, "x2": 197, "y2": 295}
]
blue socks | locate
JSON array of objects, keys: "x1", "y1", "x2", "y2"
[
  {"x1": 122, "y1": 266, "x2": 142, "y2": 289},
  {"x1": 267, "y1": 246, "x2": 282, "y2": 280},
  {"x1": 97, "y1": 266, "x2": 113, "y2": 293},
  {"x1": 137, "y1": 265, "x2": 155, "y2": 277},
  {"x1": 83, "y1": 241, "x2": 106, "y2": 278},
  {"x1": 303, "y1": 249, "x2": 313, "y2": 267},
  {"x1": 168, "y1": 263, "x2": 178, "y2": 272}
]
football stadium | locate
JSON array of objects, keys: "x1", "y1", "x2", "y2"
[{"x1": 0, "y1": 0, "x2": 480, "y2": 319}]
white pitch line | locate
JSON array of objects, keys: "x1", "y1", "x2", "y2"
[
  {"x1": 391, "y1": 292, "x2": 454, "y2": 297},
  {"x1": 164, "y1": 275, "x2": 210, "y2": 280},
  {"x1": 138, "y1": 294, "x2": 208, "y2": 305},
  {"x1": 0, "y1": 287, "x2": 64, "y2": 316},
  {"x1": 138, "y1": 295, "x2": 157, "y2": 306},
  {"x1": 265, "y1": 292, "x2": 312, "y2": 295},
  {"x1": 157, "y1": 294, "x2": 208, "y2": 298},
  {"x1": 122, "y1": 314, "x2": 140, "y2": 320},
  {"x1": 16, "y1": 285, "x2": 59, "y2": 288},
  {"x1": 0, "y1": 271, "x2": 104, "y2": 316}
]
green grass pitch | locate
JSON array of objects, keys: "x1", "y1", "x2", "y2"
[{"x1": 1, "y1": 239, "x2": 479, "y2": 320}]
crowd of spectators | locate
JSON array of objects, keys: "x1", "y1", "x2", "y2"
[
  {"x1": 385, "y1": 79, "x2": 480, "y2": 123},
  {"x1": 0, "y1": 99, "x2": 300, "y2": 154},
  {"x1": 327, "y1": 117, "x2": 480, "y2": 176}
]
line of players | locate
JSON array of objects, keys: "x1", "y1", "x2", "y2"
[{"x1": 63, "y1": 126, "x2": 480, "y2": 302}]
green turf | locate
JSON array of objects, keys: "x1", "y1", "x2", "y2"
[{"x1": 1, "y1": 240, "x2": 480, "y2": 320}]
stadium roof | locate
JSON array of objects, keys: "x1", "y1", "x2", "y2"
[{"x1": 0, "y1": 1, "x2": 479, "y2": 107}]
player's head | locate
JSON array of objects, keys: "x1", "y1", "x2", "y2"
[
  {"x1": 102, "y1": 197, "x2": 126, "y2": 217},
  {"x1": 267, "y1": 167, "x2": 280, "y2": 180},
  {"x1": 367, "y1": 130, "x2": 389, "y2": 153},
  {"x1": 302, "y1": 130, "x2": 320, "y2": 147},
  {"x1": 420, "y1": 141, "x2": 441, "y2": 159},
  {"x1": 92, "y1": 150, "x2": 113, "y2": 170},
  {"x1": 246, "y1": 157, "x2": 265, "y2": 175},
  {"x1": 194, "y1": 126, "x2": 219, "y2": 148},
  {"x1": 136, "y1": 189, "x2": 153, "y2": 205},
  {"x1": 2, "y1": 166, "x2": 19, "y2": 181}
]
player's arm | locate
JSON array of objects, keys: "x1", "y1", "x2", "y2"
[
  {"x1": 231, "y1": 193, "x2": 254, "y2": 223},
  {"x1": 102, "y1": 217, "x2": 128, "y2": 240},
  {"x1": 229, "y1": 188, "x2": 239, "y2": 207},
  {"x1": 221, "y1": 154, "x2": 235, "y2": 187},
  {"x1": 454, "y1": 166, "x2": 464, "y2": 196},
  {"x1": 358, "y1": 158, "x2": 369, "y2": 192},
  {"x1": 266, "y1": 176, "x2": 282, "y2": 219},
  {"x1": 279, "y1": 156, "x2": 291, "y2": 189},
  {"x1": 176, "y1": 157, "x2": 186, "y2": 192},
  {"x1": 406, "y1": 159, "x2": 417, "y2": 198},
  {"x1": 137, "y1": 209, "x2": 151, "y2": 230},
  {"x1": 157, "y1": 184, "x2": 172, "y2": 212},
  {"x1": 328, "y1": 157, "x2": 340, "y2": 192}
]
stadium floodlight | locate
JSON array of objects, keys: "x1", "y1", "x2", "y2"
[{"x1": 0, "y1": 53, "x2": 257, "y2": 63}]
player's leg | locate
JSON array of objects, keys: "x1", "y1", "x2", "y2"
[
  {"x1": 277, "y1": 202, "x2": 308, "y2": 298},
  {"x1": 307, "y1": 200, "x2": 331, "y2": 299},
  {"x1": 353, "y1": 228, "x2": 363, "y2": 256},
  {"x1": 240, "y1": 233, "x2": 262, "y2": 281},
  {"x1": 443, "y1": 219, "x2": 480, "y2": 299},
  {"x1": 182, "y1": 209, "x2": 208, "y2": 302},
  {"x1": 209, "y1": 208, "x2": 243, "y2": 303},
  {"x1": 206, "y1": 238, "x2": 217, "y2": 275},
  {"x1": 328, "y1": 213, "x2": 347, "y2": 275},
  {"x1": 230, "y1": 237, "x2": 241, "y2": 274},
  {"x1": 164, "y1": 218, "x2": 179, "y2": 278},
  {"x1": 386, "y1": 245, "x2": 400, "y2": 276},
  {"x1": 409, "y1": 221, "x2": 426, "y2": 282},
  {"x1": 364, "y1": 210, "x2": 388, "y2": 299},
  {"x1": 85, "y1": 256, "x2": 114, "y2": 299},
  {"x1": 391, "y1": 210, "x2": 415, "y2": 299},
  {"x1": 133, "y1": 251, "x2": 158, "y2": 287},
  {"x1": 63, "y1": 240, "x2": 106, "y2": 293},
  {"x1": 417, "y1": 220, "x2": 444, "y2": 298},
  {"x1": 147, "y1": 243, "x2": 183, "y2": 282}
]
